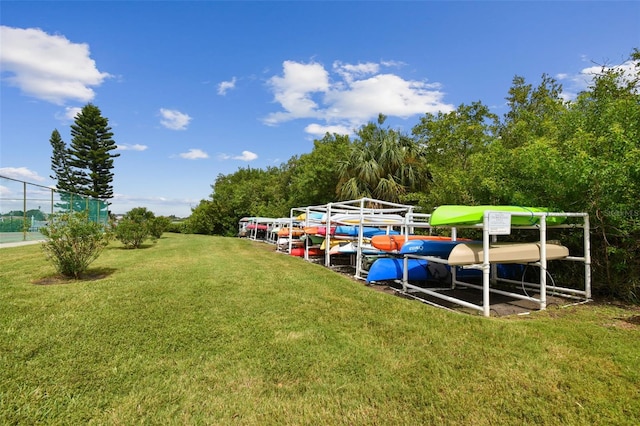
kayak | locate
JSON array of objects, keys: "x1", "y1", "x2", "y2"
[
  {"x1": 399, "y1": 238, "x2": 475, "y2": 258},
  {"x1": 447, "y1": 242, "x2": 569, "y2": 266},
  {"x1": 366, "y1": 258, "x2": 482, "y2": 283},
  {"x1": 366, "y1": 258, "x2": 523, "y2": 283},
  {"x1": 429, "y1": 205, "x2": 566, "y2": 227},
  {"x1": 334, "y1": 225, "x2": 400, "y2": 238},
  {"x1": 371, "y1": 234, "x2": 468, "y2": 252}
]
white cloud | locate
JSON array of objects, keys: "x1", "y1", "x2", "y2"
[
  {"x1": 217, "y1": 77, "x2": 237, "y2": 95},
  {"x1": 333, "y1": 61, "x2": 380, "y2": 83},
  {"x1": 264, "y1": 61, "x2": 330, "y2": 125},
  {"x1": 0, "y1": 167, "x2": 46, "y2": 182},
  {"x1": 0, "y1": 185, "x2": 12, "y2": 197},
  {"x1": 159, "y1": 108, "x2": 192, "y2": 130},
  {"x1": 54, "y1": 106, "x2": 82, "y2": 122},
  {"x1": 263, "y1": 60, "x2": 453, "y2": 128},
  {"x1": 0, "y1": 26, "x2": 111, "y2": 105},
  {"x1": 557, "y1": 58, "x2": 639, "y2": 101},
  {"x1": 117, "y1": 144, "x2": 148, "y2": 151},
  {"x1": 217, "y1": 150, "x2": 258, "y2": 161},
  {"x1": 179, "y1": 149, "x2": 208, "y2": 160},
  {"x1": 304, "y1": 123, "x2": 353, "y2": 137}
]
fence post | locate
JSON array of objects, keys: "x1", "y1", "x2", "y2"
[{"x1": 22, "y1": 181, "x2": 27, "y2": 242}]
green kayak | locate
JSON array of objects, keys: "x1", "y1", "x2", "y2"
[{"x1": 429, "y1": 205, "x2": 566, "y2": 227}]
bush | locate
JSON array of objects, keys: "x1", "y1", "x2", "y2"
[
  {"x1": 114, "y1": 207, "x2": 166, "y2": 249},
  {"x1": 114, "y1": 218, "x2": 150, "y2": 249},
  {"x1": 40, "y1": 212, "x2": 112, "y2": 279},
  {"x1": 164, "y1": 221, "x2": 185, "y2": 234},
  {"x1": 149, "y1": 216, "x2": 172, "y2": 239},
  {"x1": 0, "y1": 218, "x2": 27, "y2": 232}
]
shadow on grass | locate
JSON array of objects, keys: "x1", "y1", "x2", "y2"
[
  {"x1": 32, "y1": 267, "x2": 118, "y2": 285},
  {"x1": 106, "y1": 243, "x2": 157, "y2": 251}
]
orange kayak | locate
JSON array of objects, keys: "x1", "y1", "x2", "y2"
[
  {"x1": 370, "y1": 235, "x2": 469, "y2": 252},
  {"x1": 290, "y1": 247, "x2": 324, "y2": 257},
  {"x1": 278, "y1": 228, "x2": 305, "y2": 237}
]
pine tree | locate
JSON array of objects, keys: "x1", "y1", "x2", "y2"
[
  {"x1": 68, "y1": 104, "x2": 120, "y2": 200},
  {"x1": 49, "y1": 129, "x2": 76, "y2": 193}
]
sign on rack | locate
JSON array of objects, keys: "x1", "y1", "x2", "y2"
[{"x1": 487, "y1": 212, "x2": 511, "y2": 235}]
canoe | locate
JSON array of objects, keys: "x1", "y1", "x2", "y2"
[
  {"x1": 329, "y1": 242, "x2": 352, "y2": 255},
  {"x1": 277, "y1": 227, "x2": 305, "y2": 237},
  {"x1": 429, "y1": 205, "x2": 566, "y2": 227},
  {"x1": 295, "y1": 212, "x2": 324, "y2": 221},
  {"x1": 246, "y1": 224, "x2": 268, "y2": 231},
  {"x1": 301, "y1": 234, "x2": 325, "y2": 245},
  {"x1": 290, "y1": 247, "x2": 324, "y2": 257},
  {"x1": 366, "y1": 258, "x2": 522, "y2": 283},
  {"x1": 371, "y1": 235, "x2": 467, "y2": 252},
  {"x1": 334, "y1": 242, "x2": 385, "y2": 255},
  {"x1": 447, "y1": 242, "x2": 569, "y2": 266},
  {"x1": 328, "y1": 213, "x2": 405, "y2": 225},
  {"x1": 399, "y1": 238, "x2": 475, "y2": 258},
  {"x1": 320, "y1": 238, "x2": 348, "y2": 250},
  {"x1": 277, "y1": 238, "x2": 303, "y2": 248},
  {"x1": 334, "y1": 225, "x2": 400, "y2": 238},
  {"x1": 366, "y1": 258, "x2": 482, "y2": 283},
  {"x1": 303, "y1": 225, "x2": 336, "y2": 236}
]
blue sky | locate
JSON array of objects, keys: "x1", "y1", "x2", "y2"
[{"x1": 1, "y1": 1, "x2": 638, "y2": 217}]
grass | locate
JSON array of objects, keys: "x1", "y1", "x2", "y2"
[{"x1": 1, "y1": 233, "x2": 639, "y2": 425}]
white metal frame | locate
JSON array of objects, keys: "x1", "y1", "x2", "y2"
[
  {"x1": 400, "y1": 211, "x2": 591, "y2": 317},
  {"x1": 290, "y1": 198, "x2": 418, "y2": 278}
]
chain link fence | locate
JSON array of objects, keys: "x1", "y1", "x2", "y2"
[{"x1": 0, "y1": 175, "x2": 109, "y2": 244}]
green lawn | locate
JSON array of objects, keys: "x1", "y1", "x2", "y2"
[{"x1": 1, "y1": 233, "x2": 639, "y2": 425}]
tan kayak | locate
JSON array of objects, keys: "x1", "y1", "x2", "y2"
[{"x1": 447, "y1": 242, "x2": 569, "y2": 266}]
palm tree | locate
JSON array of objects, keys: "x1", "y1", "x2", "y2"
[{"x1": 337, "y1": 114, "x2": 427, "y2": 203}]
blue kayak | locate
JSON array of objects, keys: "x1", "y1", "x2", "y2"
[
  {"x1": 366, "y1": 258, "x2": 523, "y2": 283},
  {"x1": 366, "y1": 258, "x2": 481, "y2": 283},
  {"x1": 399, "y1": 239, "x2": 475, "y2": 258},
  {"x1": 334, "y1": 226, "x2": 400, "y2": 238}
]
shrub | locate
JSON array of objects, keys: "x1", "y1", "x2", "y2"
[
  {"x1": 40, "y1": 212, "x2": 112, "y2": 279},
  {"x1": 148, "y1": 216, "x2": 172, "y2": 239},
  {"x1": 114, "y1": 207, "x2": 164, "y2": 249},
  {"x1": 114, "y1": 218, "x2": 150, "y2": 249},
  {"x1": 0, "y1": 218, "x2": 27, "y2": 232},
  {"x1": 164, "y1": 221, "x2": 185, "y2": 234}
]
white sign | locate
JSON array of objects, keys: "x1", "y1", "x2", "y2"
[{"x1": 488, "y1": 212, "x2": 511, "y2": 235}]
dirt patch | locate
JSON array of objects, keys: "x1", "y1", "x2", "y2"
[
  {"x1": 627, "y1": 315, "x2": 640, "y2": 325},
  {"x1": 33, "y1": 268, "x2": 116, "y2": 285}
]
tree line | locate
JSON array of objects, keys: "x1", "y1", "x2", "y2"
[{"x1": 185, "y1": 49, "x2": 640, "y2": 301}]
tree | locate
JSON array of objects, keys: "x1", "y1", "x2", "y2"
[
  {"x1": 499, "y1": 74, "x2": 566, "y2": 147},
  {"x1": 411, "y1": 102, "x2": 498, "y2": 206},
  {"x1": 49, "y1": 129, "x2": 76, "y2": 193},
  {"x1": 554, "y1": 51, "x2": 640, "y2": 300},
  {"x1": 285, "y1": 132, "x2": 352, "y2": 207},
  {"x1": 68, "y1": 104, "x2": 120, "y2": 200},
  {"x1": 337, "y1": 114, "x2": 427, "y2": 203}
]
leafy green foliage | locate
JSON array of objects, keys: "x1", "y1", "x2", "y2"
[
  {"x1": 65, "y1": 104, "x2": 120, "y2": 200},
  {"x1": 338, "y1": 114, "x2": 428, "y2": 202},
  {"x1": 412, "y1": 102, "x2": 498, "y2": 207},
  {"x1": 115, "y1": 207, "x2": 159, "y2": 249},
  {"x1": 49, "y1": 129, "x2": 76, "y2": 193},
  {"x1": 286, "y1": 133, "x2": 351, "y2": 207},
  {"x1": 183, "y1": 200, "x2": 218, "y2": 235},
  {"x1": 0, "y1": 218, "x2": 27, "y2": 232},
  {"x1": 40, "y1": 211, "x2": 111, "y2": 278},
  {"x1": 148, "y1": 216, "x2": 172, "y2": 239}
]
